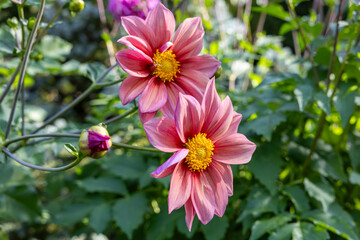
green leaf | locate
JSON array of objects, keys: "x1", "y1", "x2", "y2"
[
  {"x1": 248, "y1": 143, "x2": 283, "y2": 194},
  {"x1": 282, "y1": 185, "x2": 310, "y2": 213},
  {"x1": 292, "y1": 222, "x2": 329, "y2": 240},
  {"x1": 146, "y1": 203, "x2": 178, "y2": 240},
  {"x1": 269, "y1": 223, "x2": 296, "y2": 240},
  {"x1": 311, "y1": 153, "x2": 347, "y2": 182},
  {"x1": 89, "y1": 203, "x2": 112, "y2": 233},
  {"x1": 0, "y1": 162, "x2": 14, "y2": 184},
  {"x1": 252, "y1": 4, "x2": 290, "y2": 21},
  {"x1": 314, "y1": 47, "x2": 332, "y2": 66},
  {"x1": 202, "y1": 215, "x2": 229, "y2": 240},
  {"x1": 279, "y1": 22, "x2": 297, "y2": 35},
  {"x1": 303, "y1": 210, "x2": 360, "y2": 240},
  {"x1": 246, "y1": 113, "x2": 286, "y2": 141},
  {"x1": 314, "y1": 92, "x2": 331, "y2": 116},
  {"x1": 257, "y1": 73, "x2": 298, "y2": 88},
  {"x1": 176, "y1": 211, "x2": 199, "y2": 238},
  {"x1": 294, "y1": 83, "x2": 314, "y2": 111},
  {"x1": 113, "y1": 193, "x2": 148, "y2": 239},
  {"x1": 349, "y1": 171, "x2": 360, "y2": 186},
  {"x1": 37, "y1": 35, "x2": 72, "y2": 61},
  {"x1": 103, "y1": 155, "x2": 147, "y2": 180},
  {"x1": 249, "y1": 213, "x2": 294, "y2": 240},
  {"x1": 303, "y1": 178, "x2": 334, "y2": 211},
  {"x1": 349, "y1": 140, "x2": 360, "y2": 172},
  {"x1": 0, "y1": 26, "x2": 16, "y2": 54},
  {"x1": 64, "y1": 143, "x2": 78, "y2": 157},
  {"x1": 53, "y1": 203, "x2": 95, "y2": 226},
  {"x1": 78, "y1": 177, "x2": 128, "y2": 195},
  {"x1": 334, "y1": 88, "x2": 356, "y2": 128}
]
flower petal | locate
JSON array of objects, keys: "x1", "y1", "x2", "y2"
[
  {"x1": 172, "y1": 17, "x2": 204, "y2": 60},
  {"x1": 201, "y1": 78, "x2": 221, "y2": 128},
  {"x1": 175, "y1": 93, "x2": 203, "y2": 143},
  {"x1": 119, "y1": 75, "x2": 149, "y2": 105},
  {"x1": 176, "y1": 70, "x2": 209, "y2": 102},
  {"x1": 211, "y1": 161, "x2": 233, "y2": 196},
  {"x1": 228, "y1": 111, "x2": 242, "y2": 134},
  {"x1": 139, "y1": 110, "x2": 157, "y2": 123},
  {"x1": 181, "y1": 55, "x2": 221, "y2": 78},
  {"x1": 144, "y1": 117, "x2": 183, "y2": 152},
  {"x1": 203, "y1": 96, "x2": 234, "y2": 142},
  {"x1": 191, "y1": 172, "x2": 215, "y2": 225},
  {"x1": 213, "y1": 133, "x2": 256, "y2": 164},
  {"x1": 115, "y1": 49, "x2": 152, "y2": 77},
  {"x1": 205, "y1": 165, "x2": 229, "y2": 217},
  {"x1": 146, "y1": 3, "x2": 175, "y2": 50},
  {"x1": 161, "y1": 82, "x2": 185, "y2": 119},
  {"x1": 139, "y1": 77, "x2": 167, "y2": 113},
  {"x1": 185, "y1": 199, "x2": 196, "y2": 231},
  {"x1": 150, "y1": 149, "x2": 189, "y2": 178},
  {"x1": 117, "y1": 35, "x2": 153, "y2": 57},
  {"x1": 168, "y1": 160, "x2": 192, "y2": 213},
  {"x1": 121, "y1": 15, "x2": 156, "y2": 50}
]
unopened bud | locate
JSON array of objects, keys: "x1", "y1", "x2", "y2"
[
  {"x1": 78, "y1": 124, "x2": 112, "y2": 159},
  {"x1": 27, "y1": 17, "x2": 36, "y2": 31},
  {"x1": 69, "y1": 0, "x2": 85, "y2": 14},
  {"x1": 7, "y1": 17, "x2": 19, "y2": 29}
]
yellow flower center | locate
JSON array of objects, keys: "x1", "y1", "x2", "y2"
[
  {"x1": 152, "y1": 50, "x2": 180, "y2": 83},
  {"x1": 184, "y1": 133, "x2": 214, "y2": 172}
]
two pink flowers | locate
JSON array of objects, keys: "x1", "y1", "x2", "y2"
[{"x1": 115, "y1": 3, "x2": 256, "y2": 231}]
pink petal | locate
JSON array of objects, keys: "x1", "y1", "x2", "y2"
[
  {"x1": 228, "y1": 112, "x2": 243, "y2": 134},
  {"x1": 185, "y1": 199, "x2": 196, "y2": 231},
  {"x1": 168, "y1": 160, "x2": 192, "y2": 213},
  {"x1": 201, "y1": 78, "x2": 221, "y2": 128},
  {"x1": 139, "y1": 77, "x2": 167, "y2": 113},
  {"x1": 139, "y1": 110, "x2": 157, "y2": 123},
  {"x1": 191, "y1": 172, "x2": 215, "y2": 225},
  {"x1": 175, "y1": 93, "x2": 203, "y2": 143},
  {"x1": 117, "y1": 35, "x2": 153, "y2": 57},
  {"x1": 119, "y1": 75, "x2": 149, "y2": 105},
  {"x1": 172, "y1": 17, "x2": 204, "y2": 60},
  {"x1": 181, "y1": 55, "x2": 221, "y2": 78},
  {"x1": 176, "y1": 70, "x2": 209, "y2": 102},
  {"x1": 205, "y1": 166, "x2": 229, "y2": 217},
  {"x1": 203, "y1": 96, "x2": 234, "y2": 142},
  {"x1": 160, "y1": 82, "x2": 185, "y2": 119},
  {"x1": 121, "y1": 16, "x2": 156, "y2": 50},
  {"x1": 150, "y1": 149, "x2": 189, "y2": 178},
  {"x1": 146, "y1": 3, "x2": 175, "y2": 50},
  {"x1": 144, "y1": 117, "x2": 183, "y2": 152},
  {"x1": 213, "y1": 133, "x2": 256, "y2": 164},
  {"x1": 115, "y1": 49, "x2": 152, "y2": 77},
  {"x1": 211, "y1": 161, "x2": 233, "y2": 196}
]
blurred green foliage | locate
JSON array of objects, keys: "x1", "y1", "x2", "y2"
[{"x1": 1, "y1": 0, "x2": 360, "y2": 239}]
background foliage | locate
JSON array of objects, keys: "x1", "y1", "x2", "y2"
[{"x1": 1, "y1": 0, "x2": 360, "y2": 239}]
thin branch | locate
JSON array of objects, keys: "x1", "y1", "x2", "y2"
[
  {"x1": 2, "y1": 147, "x2": 84, "y2": 172},
  {"x1": 325, "y1": 0, "x2": 345, "y2": 93},
  {"x1": 93, "y1": 78, "x2": 123, "y2": 89},
  {"x1": 4, "y1": 133, "x2": 79, "y2": 147},
  {"x1": 112, "y1": 143, "x2": 160, "y2": 152},
  {"x1": 32, "y1": 62, "x2": 119, "y2": 134},
  {"x1": 17, "y1": 5, "x2": 26, "y2": 49},
  {"x1": 103, "y1": 107, "x2": 138, "y2": 125},
  {"x1": 5, "y1": 0, "x2": 46, "y2": 140},
  {"x1": 0, "y1": 61, "x2": 22, "y2": 104},
  {"x1": 21, "y1": 80, "x2": 25, "y2": 136}
]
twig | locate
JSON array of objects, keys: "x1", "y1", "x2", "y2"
[
  {"x1": 112, "y1": 143, "x2": 160, "y2": 152},
  {"x1": 5, "y1": 0, "x2": 46, "y2": 140},
  {"x1": 17, "y1": 5, "x2": 26, "y2": 49},
  {"x1": 4, "y1": 133, "x2": 79, "y2": 147},
  {"x1": 2, "y1": 147, "x2": 84, "y2": 172},
  {"x1": 103, "y1": 107, "x2": 138, "y2": 125},
  {"x1": 325, "y1": 0, "x2": 345, "y2": 93},
  {"x1": 0, "y1": 61, "x2": 22, "y2": 104}
]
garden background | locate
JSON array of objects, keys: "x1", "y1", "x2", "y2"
[{"x1": 1, "y1": 0, "x2": 360, "y2": 239}]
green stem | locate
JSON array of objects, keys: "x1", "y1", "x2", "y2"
[
  {"x1": 17, "y1": 5, "x2": 26, "y2": 49},
  {"x1": 5, "y1": 0, "x2": 46, "y2": 140},
  {"x1": 112, "y1": 142, "x2": 160, "y2": 152},
  {"x1": 0, "y1": 61, "x2": 22, "y2": 104},
  {"x1": 2, "y1": 147, "x2": 84, "y2": 172},
  {"x1": 32, "y1": 63, "x2": 119, "y2": 134},
  {"x1": 94, "y1": 78, "x2": 123, "y2": 89},
  {"x1": 104, "y1": 107, "x2": 138, "y2": 125},
  {"x1": 32, "y1": 3, "x2": 67, "y2": 47},
  {"x1": 4, "y1": 133, "x2": 79, "y2": 147}
]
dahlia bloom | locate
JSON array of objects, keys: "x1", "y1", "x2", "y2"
[
  {"x1": 143, "y1": 79, "x2": 256, "y2": 230},
  {"x1": 107, "y1": 0, "x2": 160, "y2": 21},
  {"x1": 116, "y1": 3, "x2": 221, "y2": 121}
]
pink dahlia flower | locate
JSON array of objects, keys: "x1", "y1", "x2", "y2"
[
  {"x1": 143, "y1": 79, "x2": 256, "y2": 231},
  {"x1": 107, "y1": 0, "x2": 160, "y2": 21},
  {"x1": 116, "y1": 3, "x2": 221, "y2": 121}
]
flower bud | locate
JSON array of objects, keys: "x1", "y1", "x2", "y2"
[
  {"x1": 27, "y1": 17, "x2": 36, "y2": 31},
  {"x1": 7, "y1": 17, "x2": 19, "y2": 29},
  {"x1": 78, "y1": 125, "x2": 112, "y2": 159},
  {"x1": 69, "y1": 0, "x2": 85, "y2": 14}
]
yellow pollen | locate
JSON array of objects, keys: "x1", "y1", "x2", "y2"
[
  {"x1": 152, "y1": 50, "x2": 180, "y2": 83},
  {"x1": 184, "y1": 133, "x2": 214, "y2": 172}
]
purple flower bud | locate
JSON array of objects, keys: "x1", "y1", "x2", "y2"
[
  {"x1": 79, "y1": 125, "x2": 112, "y2": 159},
  {"x1": 107, "y1": 0, "x2": 160, "y2": 22}
]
